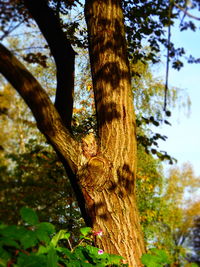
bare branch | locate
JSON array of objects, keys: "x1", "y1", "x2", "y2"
[
  {"x1": 0, "y1": 20, "x2": 24, "y2": 41},
  {"x1": 10, "y1": 46, "x2": 47, "y2": 52},
  {"x1": 174, "y1": 3, "x2": 200, "y2": 21}
]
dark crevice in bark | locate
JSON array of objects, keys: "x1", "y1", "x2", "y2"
[
  {"x1": 25, "y1": 0, "x2": 75, "y2": 129},
  {"x1": 50, "y1": 145, "x2": 93, "y2": 227}
]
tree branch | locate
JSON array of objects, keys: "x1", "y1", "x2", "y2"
[
  {"x1": 24, "y1": 0, "x2": 76, "y2": 129},
  {"x1": 0, "y1": 43, "x2": 92, "y2": 224},
  {"x1": 0, "y1": 20, "x2": 24, "y2": 41},
  {"x1": 174, "y1": 3, "x2": 200, "y2": 21},
  {"x1": 0, "y1": 43, "x2": 79, "y2": 173}
]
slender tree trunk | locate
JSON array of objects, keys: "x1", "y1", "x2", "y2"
[{"x1": 25, "y1": 0, "x2": 76, "y2": 128}]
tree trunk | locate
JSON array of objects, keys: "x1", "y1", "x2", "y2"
[{"x1": 79, "y1": 0, "x2": 146, "y2": 265}]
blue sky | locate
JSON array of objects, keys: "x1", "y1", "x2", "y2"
[{"x1": 156, "y1": 21, "x2": 200, "y2": 176}]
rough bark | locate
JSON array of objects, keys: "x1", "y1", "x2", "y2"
[{"x1": 80, "y1": 0, "x2": 146, "y2": 265}]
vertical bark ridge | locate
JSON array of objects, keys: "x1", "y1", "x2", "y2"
[
  {"x1": 85, "y1": 0, "x2": 137, "y2": 169},
  {"x1": 91, "y1": 189, "x2": 145, "y2": 266}
]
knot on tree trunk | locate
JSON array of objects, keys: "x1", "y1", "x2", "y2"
[{"x1": 77, "y1": 154, "x2": 112, "y2": 192}]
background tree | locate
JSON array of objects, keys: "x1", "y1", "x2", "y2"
[
  {"x1": 186, "y1": 215, "x2": 200, "y2": 265},
  {"x1": 146, "y1": 163, "x2": 200, "y2": 265}
]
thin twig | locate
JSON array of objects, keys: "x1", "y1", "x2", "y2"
[
  {"x1": 7, "y1": 30, "x2": 41, "y2": 37},
  {"x1": 0, "y1": 20, "x2": 24, "y2": 41},
  {"x1": 67, "y1": 239, "x2": 73, "y2": 251},
  {"x1": 10, "y1": 46, "x2": 48, "y2": 52},
  {"x1": 164, "y1": 24, "x2": 171, "y2": 112},
  {"x1": 174, "y1": 3, "x2": 200, "y2": 21}
]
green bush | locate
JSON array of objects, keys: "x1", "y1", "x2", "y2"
[
  {"x1": 2, "y1": 207, "x2": 194, "y2": 267},
  {"x1": 141, "y1": 248, "x2": 171, "y2": 267},
  {"x1": 0, "y1": 207, "x2": 126, "y2": 266}
]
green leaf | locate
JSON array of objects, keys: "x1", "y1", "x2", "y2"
[
  {"x1": 0, "y1": 224, "x2": 7, "y2": 230},
  {"x1": 107, "y1": 253, "x2": 124, "y2": 264},
  {"x1": 150, "y1": 248, "x2": 171, "y2": 264},
  {"x1": 85, "y1": 245, "x2": 99, "y2": 254},
  {"x1": 80, "y1": 263, "x2": 93, "y2": 267},
  {"x1": 141, "y1": 249, "x2": 171, "y2": 267},
  {"x1": 19, "y1": 231, "x2": 38, "y2": 249},
  {"x1": 17, "y1": 253, "x2": 47, "y2": 267},
  {"x1": 20, "y1": 207, "x2": 39, "y2": 226},
  {"x1": 50, "y1": 229, "x2": 69, "y2": 247},
  {"x1": 37, "y1": 245, "x2": 50, "y2": 254},
  {"x1": 35, "y1": 222, "x2": 55, "y2": 244},
  {"x1": 36, "y1": 222, "x2": 55, "y2": 235},
  {"x1": 141, "y1": 254, "x2": 162, "y2": 267},
  {"x1": 0, "y1": 258, "x2": 7, "y2": 267},
  {"x1": 82, "y1": 245, "x2": 109, "y2": 265},
  {"x1": 190, "y1": 264, "x2": 199, "y2": 267},
  {"x1": 0, "y1": 237, "x2": 20, "y2": 249},
  {"x1": 80, "y1": 227, "x2": 91, "y2": 236},
  {"x1": 47, "y1": 247, "x2": 58, "y2": 267},
  {"x1": 0, "y1": 246, "x2": 11, "y2": 261},
  {"x1": 73, "y1": 246, "x2": 88, "y2": 261},
  {"x1": 35, "y1": 228, "x2": 50, "y2": 244},
  {"x1": 64, "y1": 232, "x2": 71, "y2": 240},
  {"x1": 0, "y1": 225, "x2": 26, "y2": 240},
  {"x1": 59, "y1": 258, "x2": 82, "y2": 267},
  {"x1": 56, "y1": 247, "x2": 72, "y2": 257}
]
